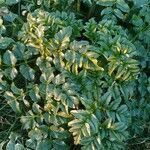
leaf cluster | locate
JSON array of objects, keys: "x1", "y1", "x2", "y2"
[{"x1": 0, "y1": 0, "x2": 150, "y2": 149}]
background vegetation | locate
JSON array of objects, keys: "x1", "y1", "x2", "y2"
[{"x1": 0, "y1": 0, "x2": 150, "y2": 149}]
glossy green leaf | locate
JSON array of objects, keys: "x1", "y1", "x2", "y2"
[
  {"x1": 36, "y1": 140, "x2": 52, "y2": 150},
  {"x1": 3, "y1": 12, "x2": 18, "y2": 22},
  {"x1": 15, "y1": 143, "x2": 24, "y2": 150},
  {"x1": 3, "y1": 50, "x2": 17, "y2": 65},
  {"x1": 4, "y1": 67, "x2": 18, "y2": 79},
  {"x1": 53, "y1": 26, "x2": 72, "y2": 50},
  {"x1": 116, "y1": 0, "x2": 129, "y2": 13},
  {"x1": 11, "y1": 82, "x2": 23, "y2": 95},
  {"x1": 20, "y1": 65, "x2": 35, "y2": 81},
  {"x1": 20, "y1": 114, "x2": 36, "y2": 129},
  {"x1": 133, "y1": 0, "x2": 148, "y2": 8},
  {"x1": 0, "y1": 37, "x2": 14, "y2": 49},
  {"x1": 97, "y1": 0, "x2": 114, "y2": 6},
  {"x1": 5, "y1": 0, "x2": 20, "y2": 5},
  {"x1": 114, "y1": 9, "x2": 124, "y2": 19},
  {"x1": 132, "y1": 15, "x2": 144, "y2": 27},
  {"x1": 4, "y1": 91, "x2": 21, "y2": 113},
  {"x1": 29, "y1": 85, "x2": 40, "y2": 102},
  {"x1": 6, "y1": 141, "x2": 15, "y2": 150}
]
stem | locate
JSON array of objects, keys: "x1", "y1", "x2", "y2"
[
  {"x1": 77, "y1": 0, "x2": 81, "y2": 12},
  {"x1": 18, "y1": 1, "x2": 21, "y2": 16},
  {"x1": 131, "y1": 24, "x2": 150, "y2": 42},
  {"x1": 4, "y1": 117, "x2": 19, "y2": 140},
  {"x1": 87, "y1": 2, "x2": 96, "y2": 19},
  {"x1": 0, "y1": 104, "x2": 8, "y2": 111}
]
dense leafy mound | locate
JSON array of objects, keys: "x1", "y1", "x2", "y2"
[{"x1": 0, "y1": 0, "x2": 150, "y2": 150}]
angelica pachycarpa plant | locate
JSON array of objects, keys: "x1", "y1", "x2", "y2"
[{"x1": 0, "y1": 5, "x2": 140, "y2": 149}]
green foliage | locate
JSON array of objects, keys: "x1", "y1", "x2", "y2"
[{"x1": 0, "y1": 0, "x2": 150, "y2": 149}]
